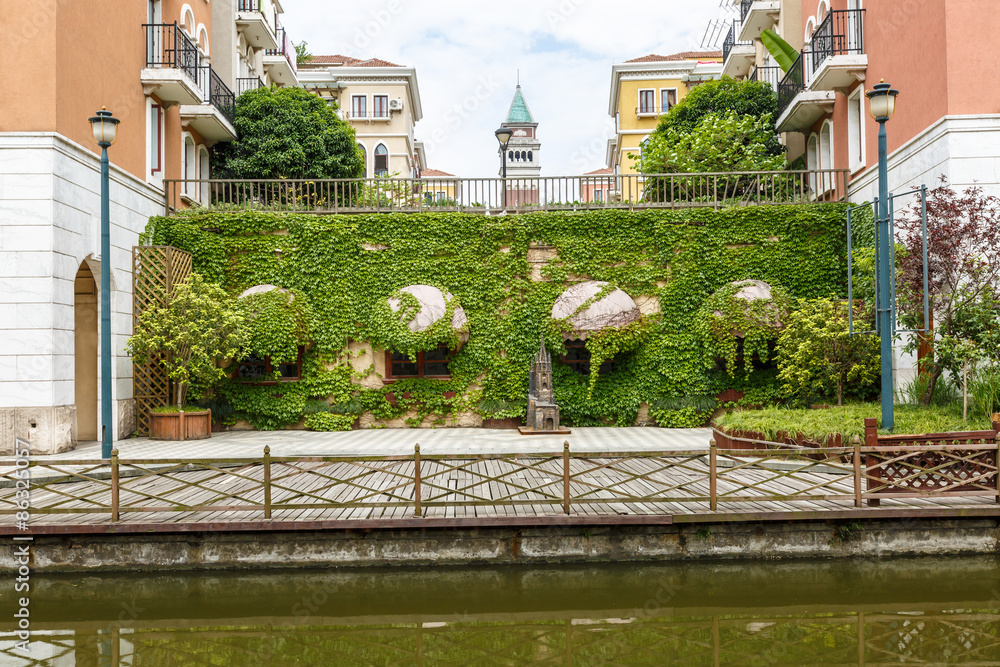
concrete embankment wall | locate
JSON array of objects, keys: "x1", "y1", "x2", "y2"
[{"x1": 4, "y1": 518, "x2": 999, "y2": 573}]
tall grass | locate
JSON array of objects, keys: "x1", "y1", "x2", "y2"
[{"x1": 970, "y1": 366, "x2": 1000, "y2": 418}]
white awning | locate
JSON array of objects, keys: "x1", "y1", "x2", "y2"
[
  {"x1": 387, "y1": 284, "x2": 468, "y2": 341},
  {"x1": 550, "y1": 281, "x2": 640, "y2": 339}
]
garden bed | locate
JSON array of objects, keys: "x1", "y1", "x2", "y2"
[{"x1": 713, "y1": 403, "x2": 994, "y2": 444}]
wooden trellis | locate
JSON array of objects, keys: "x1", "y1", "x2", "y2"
[{"x1": 132, "y1": 246, "x2": 193, "y2": 435}]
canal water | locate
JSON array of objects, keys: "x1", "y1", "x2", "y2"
[{"x1": 2, "y1": 556, "x2": 999, "y2": 665}]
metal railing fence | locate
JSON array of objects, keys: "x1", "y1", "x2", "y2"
[{"x1": 162, "y1": 169, "x2": 850, "y2": 215}]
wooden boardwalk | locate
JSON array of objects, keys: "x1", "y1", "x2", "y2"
[{"x1": 3, "y1": 440, "x2": 999, "y2": 534}]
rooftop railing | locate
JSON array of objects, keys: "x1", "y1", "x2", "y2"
[
  {"x1": 811, "y1": 9, "x2": 865, "y2": 75},
  {"x1": 163, "y1": 170, "x2": 849, "y2": 215}
]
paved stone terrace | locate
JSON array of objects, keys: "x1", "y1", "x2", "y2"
[{"x1": 48, "y1": 427, "x2": 715, "y2": 460}]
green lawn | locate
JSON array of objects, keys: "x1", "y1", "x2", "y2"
[{"x1": 713, "y1": 403, "x2": 995, "y2": 442}]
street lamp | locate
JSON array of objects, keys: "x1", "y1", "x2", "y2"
[
  {"x1": 88, "y1": 108, "x2": 120, "y2": 459},
  {"x1": 495, "y1": 127, "x2": 513, "y2": 209},
  {"x1": 865, "y1": 81, "x2": 899, "y2": 431}
]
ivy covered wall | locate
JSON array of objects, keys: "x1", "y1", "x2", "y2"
[{"x1": 142, "y1": 205, "x2": 849, "y2": 429}]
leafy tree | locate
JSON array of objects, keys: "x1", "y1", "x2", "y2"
[
  {"x1": 776, "y1": 299, "x2": 880, "y2": 406},
  {"x1": 212, "y1": 87, "x2": 364, "y2": 181},
  {"x1": 126, "y1": 274, "x2": 248, "y2": 409},
  {"x1": 897, "y1": 181, "x2": 1000, "y2": 405},
  {"x1": 652, "y1": 76, "x2": 782, "y2": 157},
  {"x1": 293, "y1": 40, "x2": 313, "y2": 65},
  {"x1": 635, "y1": 110, "x2": 786, "y2": 175}
]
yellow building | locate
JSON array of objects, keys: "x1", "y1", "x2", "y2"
[
  {"x1": 298, "y1": 56, "x2": 424, "y2": 179},
  {"x1": 420, "y1": 169, "x2": 462, "y2": 206},
  {"x1": 606, "y1": 52, "x2": 723, "y2": 175}
]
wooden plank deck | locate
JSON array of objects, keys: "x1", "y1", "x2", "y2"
[{"x1": 3, "y1": 452, "x2": 998, "y2": 534}]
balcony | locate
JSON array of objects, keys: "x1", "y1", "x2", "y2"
[
  {"x1": 722, "y1": 19, "x2": 755, "y2": 79},
  {"x1": 634, "y1": 104, "x2": 674, "y2": 118},
  {"x1": 180, "y1": 67, "x2": 237, "y2": 143},
  {"x1": 140, "y1": 23, "x2": 204, "y2": 105},
  {"x1": 775, "y1": 52, "x2": 835, "y2": 133},
  {"x1": 749, "y1": 65, "x2": 783, "y2": 91},
  {"x1": 235, "y1": 0, "x2": 278, "y2": 51},
  {"x1": 264, "y1": 27, "x2": 298, "y2": 86},
  {"x1": 739, "y1": 0, "x2": 780, "y2": 41},
  {"x1": 237, "y1": 76, "x2": 264, "y2": 96},
  {"x1": 809, "y1": 9, "x2": 866, "y2": 92}
]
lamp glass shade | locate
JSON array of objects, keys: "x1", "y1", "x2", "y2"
[
  {"x1": 89, "y1": 110, "x2": 120, "y2": 146},
  {"x1": 866, "y1": 85, "x2": 899, "y2": 122},
  {"x1": 494, "y1": 128, "x2": 513, "y2": 147}
]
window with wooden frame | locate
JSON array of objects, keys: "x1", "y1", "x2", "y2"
[
  {"x1": 351, "y1": 94, "x2": 367, "y2": 119},
  {"x1": 373, "y1": 94, "x2": 389, "y2": 118},
  {"x1": 638, "y1": 89, "x2": 656, "y2": 115},
  {"x1": 149, "y1": 103, "x2": 162, "y2": 175},
  {"x1": 561, "y1": 339, "x2": 615, "y2": 375},
  {"x1": 384, "y1": 344, "x2": 453, "y2": 380},
  {"x1": 236, "y1": 346, "x2": 304, "y2": 383}
]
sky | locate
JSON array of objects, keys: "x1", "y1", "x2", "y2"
[{"x1": 281, "y1": 1, "x2": 725, "y2": 178}]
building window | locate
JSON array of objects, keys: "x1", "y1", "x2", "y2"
[
  {"x1": 527, "y1": 151, "x2": 533, "y2": 162},
  {"x1": 183, "y1": 135, "x2": 196, "y2": 196},
  {"x1": 819, "y1": 120, "x2": 834, "y2": 192},
  {"x1": 847, "y1": 89, "x2": 865, "y2": 172},
  {"x1": 807, "y1": 133, "x2": 819, "y2": 194},
  {"x1": 352, "y1": 95, "x2": 367, "y2": 119},
  {"x1": 384, "y1": 345, "x2": 453, "y2": 379},
  {"x1": 594, "y1": 189, "x2": 603, "y2": 203},
  {"x1": 562, "y1": 340, "x2": 615, "y2": 375},
  {"x1": 373, "y1": 95, "x2": 389, "y2": 118},
  {"x1": 638, "y1": 89, "x2": 655, "y2": 115},
  {"x1": 436, "y1": 191, "x2": 446, "y2": 201},
  {"x1": 374, "y1": 144, "x2": 389, "y2": 176},
  {"x1": 198, "y1": 146, "x2": 210, "y2": 203},
  {"x1": 237, "y1": 347, "x2": 304, "y2": 383},
  {"x1": 660, "y1": 88, "x2": 677, "y2": 114},
  {"x1": 149, "y1": 104, "x2": 162, "y2": 175}
]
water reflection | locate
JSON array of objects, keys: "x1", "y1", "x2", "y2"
[{"x1": 1, "y1": 557, "x2": 999, "y2": 665}]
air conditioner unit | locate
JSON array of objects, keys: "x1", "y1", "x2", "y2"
[{"x1": 389, "y1": 98, "x2": 404, "y2": 111}]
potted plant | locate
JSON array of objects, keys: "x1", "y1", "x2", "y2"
[{"x1": 127, "y1": 274, "x2": 248, "y2": 440}]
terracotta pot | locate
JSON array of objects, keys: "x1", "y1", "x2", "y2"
[{"x1": 149, "y1": 409, "x2": 212, "y2": 441}]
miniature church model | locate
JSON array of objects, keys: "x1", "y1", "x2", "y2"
[{"x1": 521, "y1": 336, "x2": 569, "y2": 435}]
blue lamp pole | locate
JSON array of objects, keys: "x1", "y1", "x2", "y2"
[
  {"x1": 88, "y1": 108, "x2": 120, "y2": 459},
  {"x1": 865, "y1": 81, "x2": 899, "y2": 431}
]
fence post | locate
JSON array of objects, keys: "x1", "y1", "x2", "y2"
[
  {"x1": 709, "y1": 440, "x2": 718, "y2": 511},
  {"x1": 414, "y1": 444, "x2": 422, "y2": 517},
  {"x1": 110, "y1": 448, "x2": 120, "y2": 522},
  {"x1": 864, "y1": 417, "x2": 880, "y2": 507},
  {"x1": 852, "y1": 435, "x2": 862, "y2": 508},
  {"x1": 994, "y1": 418, "x2": 1000, "y2": 503},
  {"x1": 563, "y1": 441, "x2": 571, "y2": 515},
  {"x1": 263, "y1": 445, "x2": 272, "y2": 519}
]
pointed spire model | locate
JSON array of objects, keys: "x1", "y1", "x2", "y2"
[{"x1": 521, "y1": 334, "x2": 567, "y2": 435}]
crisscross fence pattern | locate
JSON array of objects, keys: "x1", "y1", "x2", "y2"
[{"x1": 2, "y1": 427, "x2": 998, "y2": 525}]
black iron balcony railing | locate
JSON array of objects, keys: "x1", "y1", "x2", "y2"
[
  {"x1": 777, "y1": 52, "x2": 808, "y2": 118},
  {"x1": 236, "y1": 0, "x2": 259, "y2": 11},
  {"x1": 237, "y1": 76, "x2": 263, "y2": 96},
  {"x1": 740, "y1": 0, "x2": 755, "y2": 22},
  {"x1": 811, "y1": 9, "x2": 865, "y2": 75},
  {"x1": 635, "y1": 105, "x2": 673, "y2": 116},
  {"x1": 723, "y1": 19, "x2": 753, "y2": 62},
  {"x1": 266, "y1": 27, "x2": 286, "y2": 55},
  {"x1": 749, "y1": 65, "x2": 783, "y2": 91},
  {"x1": 195, "y1": 67, "x2": 237, "y2": 125},
  {"x1": 143, "y1": 22, "x2": 199, "y2": 81}
]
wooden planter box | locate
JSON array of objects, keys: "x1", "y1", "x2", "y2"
[{"x1": 149, "y1": 409, "x2": 212, "y2": 441}]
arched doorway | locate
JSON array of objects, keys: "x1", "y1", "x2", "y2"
[{"x1": 74, "y1": 263, "x2": 98, "y2": 441}]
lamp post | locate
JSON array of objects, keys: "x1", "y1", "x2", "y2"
[
  {"x1": 88, "y1": 108, "x2": 120, "y2": 459},
  {"x1": 495, "y1": 127, "x2": 513, "y2": 209},
  {"x1": 865, "y1": 81, "x2": 899, "y2": 431}
]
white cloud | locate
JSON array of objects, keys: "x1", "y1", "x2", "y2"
[{"x1": 281, "y1": 1, "x2": 723, "y2": 177}]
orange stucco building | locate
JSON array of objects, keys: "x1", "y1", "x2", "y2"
[
  {"x1": 725, "y1": 0, "x2": 1000, "y2": 200},
  {"x1": 0, "y1": 0, "x2": 297, "y2": 454}
]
